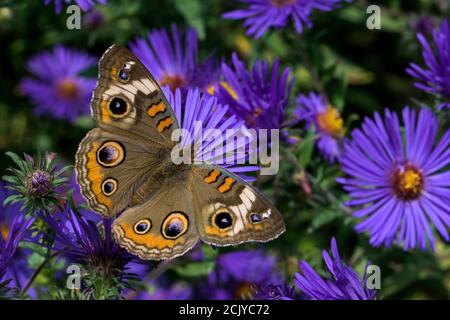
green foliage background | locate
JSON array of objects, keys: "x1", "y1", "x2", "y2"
[{"x1": 0, "y1": 0, "x2": 449, "y2": 299}]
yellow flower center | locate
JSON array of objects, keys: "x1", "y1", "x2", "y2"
[
  {"x1": 392, "y1": 165, "x2": 424, "y2": 200},
  {"x1": 316, "y1": 106, "x2": 345, "y2": 138},
  {"x1": 1, "y1": 224, "x2": 9, "y2": 241},
  {"x1": 270, "y1": 0, "x2": 296, "y2": 7},
  {"x1": 234, "y1": 282, "x2": 254, "y2": 299},
  {"x1": 207, "y1": 81, "x2": 238, "y2": 100},
  {"x1": 235, "y1": 35, "x2": 252, "y2": 56},
  {"x1": 56, "y1": 78, "x2": 80, "y2": 100},
  {"x1": 160, "y1": 74, "x2": 186, "y2": 92}
]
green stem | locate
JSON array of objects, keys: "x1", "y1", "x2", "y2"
[{"x1": 21, "y1": 249, "x2": 65, "y2": 296}]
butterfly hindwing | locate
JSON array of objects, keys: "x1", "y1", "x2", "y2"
[
  {"x1": 190, "y1": 165, "x2": 285, "y2": 246},
  {"x1": 112, "y1": 181, "x2": 199, "y2": 260},
  {"x1": 75, "y1": 128, "x2": 171, "y2": 217}
]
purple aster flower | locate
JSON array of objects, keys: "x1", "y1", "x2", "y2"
[
  {"x1": 164, "y1": 86, "x2": 260, "y2": 181},
  {"x1": 207, "y1": 250, "x2": 282, "y2": 299},
  {"x1": 0, "y1": 184, "x2": 34, "y2": 296},
  {"x1": 20, "y1": 46, "x2": 96, "y2": 122},
  {"x1": 191, "y1": 56, "x2": 224, "y2": 95},
  {"x1": 37, "y1": 205, "x2": 136, "y2": 294},
  {"x1": 295, "y1": 237, "x2": 377, "y2": 300},
  {"x1": 254, "y1": 283, "x2": 296, "y2": 300},
  {"x1": 406, "y1": 19, "x2": 450, "y2": 109},
  {"x1": 223, "y1": 0, "x2": 348, "y2": 39},
  {"x1": 44, "y1": 0, "x2": 107, "y2": 14},
  {"x1": 130, "y1": 25, "x2": 199, "y2": 92},
  {"x1": 338, "y1": 107, "x2": 450, "y2": 251},
  {"x1": 412, "y1": 16, "x2": 434, "y2": 36},
  {"x1": 295, "y1": 92, "x2": 345, "y2": 163},
  {"x1": 0, "y1": 191, "x2": 34, "y2": 286},
  {"x1": 217, "y1": 53, "x2": 294, "y2": 132}
]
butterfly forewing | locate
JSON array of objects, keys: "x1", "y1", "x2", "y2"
[{"x1": 92, "y1": 44, "x2": 179, "y2": 146}]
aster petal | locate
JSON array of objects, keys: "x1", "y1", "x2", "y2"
[
  {"x1": 407, "y1": 20, "x2": 450, "y2": 102},
  {"x1": 420, "y1": 194, "x2": 450, "y2": 241},
  {"x1": 295, "y1": 238, "x2": 376, "y2": 300},
  {"x1": 422, "y1": 131, "x2": 450, "y2": 174}
]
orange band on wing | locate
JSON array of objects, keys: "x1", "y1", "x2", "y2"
[
  {"x1": 147, "y1": 101, "x2": 166, "y2": 117},
  {"x1": 111, "y1": 67, "x2": 118, "y2": 80},
  {"x1": 86, "y1": 141, "x2": 112, "y2": 208},
  {"x1": 218, "y1": 177, "x2": 235, "y2": 193},
  {"x1": 157, "y1": 116, "x2": 173, "y2": 133},
  {"x1": 100, "y1": 100, "x2": 112, "y2": 124},
  {"x1": 119, "y1": 223, "x2": 186, "y2": 249},
  {"x1": 204, "y1": 170, "x2": 221, "y2": 184},
  {"x1": 205, "y1": 226, "x2": 230, "y2": 237}
]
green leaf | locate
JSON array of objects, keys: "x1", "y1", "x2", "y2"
[
  {"x1": 329, "y1": 76, "x2": 347, "y2": 111},
  {"x1": 28, "y1": 252, "x2": 46, "y2": 269},
  {"x1": 21, "y1": 242, "x2": 49, "y2": 259},
  {"x1": 297, "y1": 128, "x2": 316, "y2": 168},
  {"x1": 310, "y1": 209, "x2": 342, "y2": 230},
  {"x1": 5, "y1": 151, "x2": 26, "y2": 171},
  {"x1": 202, "y1": 245, "x2": 218, "y2": 261},
  {"x1": 172, "y1": 261, "x2": 214, "y2": 277},
  {"x1": 173, "y1": 0, "x2": 205, "y2": 39},
  {"x1": 53, "y1": 177, "x2": 69, "y2": 185},
  {"x1": 3, "y1": 194, "x2": 23, "y2": 206},
  {"x1": 74, "y1": 116, "x2": 95, "y2": 129},
  {"x1": 2, "y1": 175, "x2": 18, "y2": 184}
]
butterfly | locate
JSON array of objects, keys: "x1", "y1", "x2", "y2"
[{"x1": 75, "y1": 45, "x2": 285, "y2": 260}]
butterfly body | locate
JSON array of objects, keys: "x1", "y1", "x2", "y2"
[{"x1": 75, "y1": 45, "x2": 285, "y2": 260}]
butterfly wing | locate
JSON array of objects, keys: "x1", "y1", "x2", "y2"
[
  {"x1": 92, "y1": 44, "x2": 178, "y2": 146},
  {"x1": 112, "y1": 180, "x2": 199, "y2": 260},
  {"x1": 75, "y1": 128, "x2": 171, "y2": 217},
  {"x1": 76, "y1": 45, "x2": 179, "y2": 217},
  {"x1": 190, "y1": 165, "x2": 285, "y2": 246}
]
